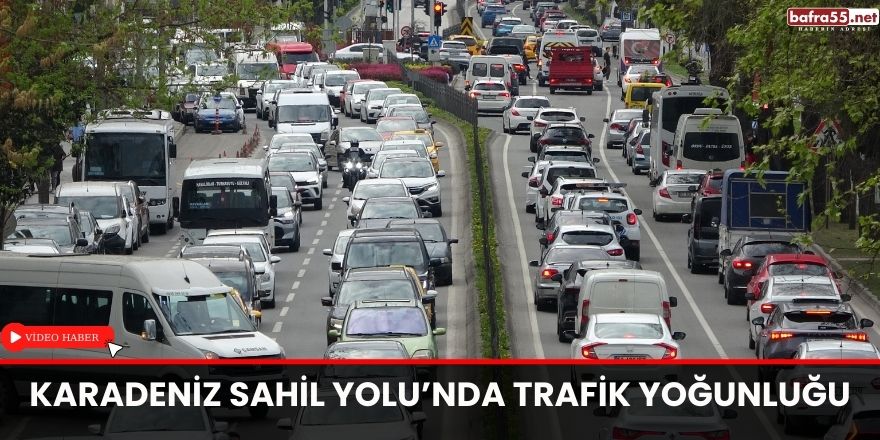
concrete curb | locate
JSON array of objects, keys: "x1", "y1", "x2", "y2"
[{"x1": 811, "y1": 243, "x2": 880, "y2": 315}]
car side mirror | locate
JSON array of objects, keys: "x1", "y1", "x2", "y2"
[
  {"x1": 720, "y1": 249, "x2": 733, "y2": 257},
  {"x1": 550, "y1": 273, "x2": 563, "y2": 282},
  {"x1": 592, "y1": 157, "x2": 600, "y2": 164},
  {"x1": 142, "y1": 319, "x2": 157, "y2": 341},
  {"x1": 411, "y1": 411, "x2": 428, "y2": 424},
  {"x1": 861, "y1": 318, "x2": 874, "y2": 328},
  {"x1": 327, "y1": 329, "x2": 341, "y2": 340},
  {"x1": 322, "y1": 248, "x2": 332, "y2": 256},
  {"x1": 602, "y1": 118, "x2": 610, "y2": 123},
  {"x1": 430, "y1": 259, "x2": 442, "y2": 267},
  {"x1": 632, "y1": 208, "x2": 642, "y2": 215},
  {"x1": 587, "y1": 133, "x2": 595, "y2": 139},
  {"x1": 169, "y1": 142, "x2": 177, "y2": 159},
  {"x1": 271, "y1": 256, "x2": 282, "y2": 264},
  {"x1": 437, "y1": 170, "x2": 447, "y2": 177},
  {"x1": 521, "y1": 171, "x2": 530, "y2": 178},
  {"x1": 579, "y1": 116, "x2": 585, "y2": 122},
  {"x1": 681, "y1": 213, "x2": 692, "y2": 223},
  {"x1": 539, "y1": 188, "x2": 548, "y2": 197},
  {"x1": 841, "y1": 293, "x2": 852, "y2": 302},
  {"x1": 348, "y1": 214, "x2": 357, "y2": 221},
  {"x1": 262, "y1": 145, "x2": 269, "y2": 151},
  {"x1": 669, "y1": 296, "x2": 678, "y2": 307},
  {"x1": 331, "y1": 262, "x2": 342, "y2": 271},
  {"x1": 321, "y1": 296, "x2": 333, "y2": 307},
  {"x1": 528, "y1": 260, "x2": 539, "y2": 267},
  {"x1": 433, "y1": 327, "x2": 446, "y2": 335},
  {"x1": 751, "y1": 317, "x2": 765, "y2": 327},
  {"x1": 672, "y1": 331, "x2": 686, "y2": 341},
  {"x1": 527, "y1": 156, "x2": 535, "y2": 163},
  {"x1": 342, "y1": 196, "x2": 351, "y2": 204},
  {"x1": 75, "y1": 238, "x2": 88, "y2": 247},
  {"x1": 448, "y1": 238, "x2": 459, "y2": 244},
  {"x1": 464, "y1": 85, "x2": 472, "y2": 91}
]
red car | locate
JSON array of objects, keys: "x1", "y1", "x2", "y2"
[{"x1": 745, "y1": 253, "x2": 839, "y2": 309}]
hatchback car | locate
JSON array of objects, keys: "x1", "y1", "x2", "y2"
[
  {"x1": 540, "y1": 224, "x2": 626, "y2": 259},
  {"x1": 328, "y1": 299, "x2": 445, "y2": 359},
  {"x1": 193, "y1": 92, "x2": 245, "y2": 133},
  {"x1": 528, "y1": 107, "x2": 585, "y2": 148},
  {"x1": 377, "y1": 157, "x2": 445, "y2": 217},
  {"x1": 651, "y1": 169, "x2": 705, "y2": 219},
  {"x1": 753, "y1": 302, "x2": 872, "y2": 361},
  {"x1": 470, "y1": 79, "x2": 511, "y2": 113},
  {"x1": 502, "y1": 95, "x2": 551, "y2": 134},
  {"x1": 529, "y1": 243, "x2": 611, "y2": 310},
  {"x1": 350, "y1": 196, "x2": 425, "y2": 229},
  {"x1": 343, "y1": 178, "x2": 410, "y2": 221},
  {"x1": 361, "y1": 87, "x2": 403, "y2": 123},
  {"x1": 387, "y1": 219, "x2": 458, "y2": 286},
  {"x1": 531, "y1": 123, "x2": 594, "y2": 155},
  {"x1": 720, "y1": 237, "x2": 803, "y2": 304},
  {"x1": 603, "y1": 108, "x2": 643, "y2": 149},
  {"x1": 568, "y1": 313, "x2": 685, "y2": 360}
]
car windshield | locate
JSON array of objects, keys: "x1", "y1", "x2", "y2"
[
  {"x1": 334, "y1": 234, "x2": 352, "y2": 254},
  {"x1": 299, "y1": 394, "x2": 404, "y2": 425},
  {"x1": 215, "y1": 272, "x2": 251, "y2": 299},
  {"x1": 154, "y1": 291, "x2": 255, "y2": 336},
  {"x1": 561, "y1": 231, "x2": 613, "y2": 246},
  {"x1": 271, "y1": 134, "x2": 314, "y2": 147},
  {"x1": 205, "y1": 238, "x2": 266, "y2": 263},
  {"x1": 354, "y1": 183, "x2": 408, "y2": 199},
  {"x1": 106, "y1": 406, "x2": 206, "y2": 433},
  {"x1": 281, "y1": 52, "x2": 318, "y2": 64},
  {"x1": 342, "y1": 128, "x2": 384, "y2": 142},
  {"x1": 578, "y1": 197, "x2": 628, "y2": 213},
  {"x1": 381, "y1": 161, "x2": 434, "y2": 178},
  {"x1": 377, "y1": 119, "x2": 417, "y2": 133},
  {"x1": 280, "y1": 144, "x2": 322, "y2": 158},
  {"x1": 413, "y1": 223, "x2": 444, "y2": 242},
  {"x1": 337, "y1": 280, "x2": 416, "y2": 306},
  {"x1": 198, "y1": 65, "x2": 228, "y2": 76},
  {"x1": 55, "y1": 196, "x2": 119, "y2": 219},
  {"x1": 201, "y1": 97, "x2": 237, "y2": 110},
  {"x1": 270, "y1": 174, "x2": 295, "y2": 191},
  {"x1": 743, "y1": 242, "x2": 800, "y2": 257},
  {"x1": 594, "y1": 322, "x2": 663, "y2": 339},
  {"x1": 346, "y1": 307, "x2": 428, "y2": 336},
  {"x1": 325, "y1": 73, "x2": 359, "y2": 86},
  {"x1": 770, "y1": 263, "x2": 829, "y2": 277},
  {"x1": 346, "y1": 241, "x2": 426, "y2": 271},
  {"x1": 277, "y1": 104, "x2": 330, "y2": 123},
  {"x1": 773, "y1": 282, "x2": 837, "y2": 297},
  {"x1": 613, "y1": 110, "x2": 643, "y2": 122},
  {"x1": 803, "y1": 350, "x2": 879, "y2": 359},
  {"x1": 12, "y1": 224, "x2": 71, "y2": 245},
  {"x1": 540, "y1": 111, "x2": 576, "y2": 122},
  {"x1": 515, "y1": 98, "x2": 551, "y2": 108},
  {"x1": 667, "y1": 173, "x2": 704, "y2": 185},
  {"x1": 237, "y1": 62, "x2": 276, "y2": 80},
  {"x1": 269, "y1": 154, "x2": 315, "y2": 172},
  {"x1": 360, "y1": 201, "x2": 418, "y2": 219},
  {"x1": 389, "y1": 107, "x2": 429, "y2": 123},
  {"x1": 544, "y1": 247, "x2": 608, "y2": 264},
  {"x1": 386, "y1": 96, "x2": 421, "y2": 106}
]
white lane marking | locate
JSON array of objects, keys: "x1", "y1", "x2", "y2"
[
  {"x1": 316, "y1": 229, "x2": 324, "y2": 236},
  {"x1": 272, "y1": 322, "x2": 283, "y2": 333},
  {"x1": 291, "y1": 281, "x2": 300, "y2": 290},
  {"x1": 501, "y1": 134, "x2": 545, "y2": 358},
  {"x1": 321, "y1": 220, "x2": 328, "y2": 227},
  {"x1": 286, "y1": 293, "x2": 296, "y2": 303},
  {"x1": 328, "y1": 204, "x2": 335, "y2": 210},
  {"x1": 324, "y1": 212, "x2": 331, "y2": 218},
  {"x1": 335, "y1": 189, "x2": 342, "y2": 195},
  {"x1": 297, "y1": 269, "x2": 306, "y2": 278},
  {"x1": 312, "y1": 238, "x2": 320, "y2": 245},
  {"x1": 303, "y1": 257, "x2": 311, "y2": 266},
  {"x1": 307, "y1": 247, "x2": 315, "y2": 255},
  {"x1": 331, "y1": 197, "x2": 338, "y2": 202},
  {"x1": 280, "y1": 306, "x2": 289, "y2": 317}
]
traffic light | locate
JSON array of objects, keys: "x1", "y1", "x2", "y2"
[
  {"x1": 386, "y1": 0, "x2": 393, "y2": 12},
  {"x1": 433, "y1": 1, "x2": 442, "y2": 27},
  {"x1": 441, "y1": 2, "x2": 447, "y2": 15},
  {"x1": 424, "y1": 0, "x2": 430, "y2": 16}
]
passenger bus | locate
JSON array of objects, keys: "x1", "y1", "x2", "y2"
[
  {"x1": 174, "y1": 158, "x2": 276, "y2": 246},
  {"x1": 647, "y1": 84, "x2": 730, "y2": 183},
  {"x1": 77, "y1": 109, "x2": 177, "y2": 233}
]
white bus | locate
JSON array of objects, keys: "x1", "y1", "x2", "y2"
[
  {"x1": 647, "y1": 84, "x2": 730, "y2": 183},
  {"x1": 174, "y1": 158, "x2": 276, "y2": 246},
  {"x1": 78, "y1": 109, "x2": 177, "y2": 233}
]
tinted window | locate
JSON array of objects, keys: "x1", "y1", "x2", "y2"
[
  {"x1": 772, "y1": 282, "x2": 837, "y2": 297},
  {"x1": 594, "y1": 322, "x2": 663, "y2": 339},
  {"x1": 55, "y1": 288, "x2": 112, "y2": 326},
  {"x1": 13, "y1": 223, "x2": 72, "y2": 245},
  {"x1": 577, "y1": 197, "x2": 629, "y2": 213},
  {"x1": 345, "y1": 241, "x2": 426, "y2": 271},
  {"x1": 475, "y1": 82, "x2": 506, "y2": 91},
  {"x1": 515, "y1": 98, "x2": 551, "y2": 108},
  {"x1": 544, "y1": 247, "x2": 608, "y2": 264},
  {"x1": 782, "y1": 312, "x2": 856, "y2": 330},
  {"x1": 540, "y1": 111, "x2": 576, "y2": 121},
  {"x1": 661, "y1": 96, "x2": 724, "y2": 133},
  {"x1": 561, "y1": 231, "x2": 614, "y2": 246},
  {"x1": 269, "y1": 154, "x2": 315, "y2": 172},
  {"x1": 682, "y1": 132, "x2": 741, "y2": 162},
  {"x1": 472, "y1": 63, "x2": 488, "y2": 77},
  {"x1": 489, "y1": 63, "x2": 506, "y2": 77},
  {"x1": 630, "y1": 86, "x2": 656, "y2": 102},
  {"x1": 0, "y1": 285, "x2": 54, "y2": 326},
  {"x1": 346, "y1": 307, "x2": 428, "y2": 335},
  {"x1": 546, "y1": 128, "x2": 586, "y2": 139},
  {"x1": 667, "y1": 173, "x2": 704, "y2": 185},
  {"x1": 769, "y1": 263, "x2": 829, "y2": 277},
  {"x1": 743, "y1": 242, "x2": 799, "y2": 257},
  {"x1": 545, "y1": 167, "x2": 596, "y2": 184},
  {"x1": 122, "y1": 292, "x2": 159, "y2": 335}
]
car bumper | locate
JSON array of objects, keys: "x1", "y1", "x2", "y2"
[
  {"x1": 607, "y1": 131, "x2": 626, "y2": 145},
  {"x1": 477, "y1": 100, "x2": 510, "y2": 111},
  {"x1": 195, "y1": 119, "x2": 239, "y2": 131},
  {"x1": 273, "y1": 223, "x2": 298, "y2": 246},
  {"x1": 535, "y1": 282, "x2": 557, "y2": 300},
  {"x1": 632, "y1": 158, "x2": 649, "y2": 170},
  {"x1": 299, "y1": 185, "x2": 321, "y2": 202},
  {"x1": 691, "y1": 239, "x2": 719, "y2": 266},
  {"x1": 654, "y1": 197, "x2": 691, "y2": 215},
  {"x1": 102, "y1": 234, "x2": 127, "y2": 254}
]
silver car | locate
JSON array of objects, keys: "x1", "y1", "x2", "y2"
[
  {"x1": 361, "y1": 87, "x2": 403, "y2": 123},
  {"x1": 378, "y1": 157, "x2": 446, "y2": 217},
  {"x1": 276, "y1": 143, "x2": 328, "y2": 188},
  {"x1": 343, "y1": 178, "x2": 410, "y2": 221},
  {"x1": 385, "y1": 104, "x2": 434, "y2": 132},
  {"x1": 603, "y1": 108, "x2": 643, "y2": 149},
  {"x1": 569, "y1": 313, "x2": 686, "y2": 360},
  {"x1": 268, "y1": 151, "x2": 323, "y2": 210},
  {"x1": 323, "y1": 229, "x2": 355, "y2": 295},
  {"x1": 502, "y1": 95, "x2": 551, "y2": 134}
]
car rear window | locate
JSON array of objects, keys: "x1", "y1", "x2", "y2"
[
  {"x1": 743, "y1": 242, "x2": 800, "y2": 257},
  {"x1": 540, "y1": 111, "x2": 576, "y2": 121},
  {"x1": 489, "y1": 63, "x2": 506, "y2": 76},
  {"x1": 630, "y1": 86, "x2": 656, "y2": 102},
  {"x1": 594, "y1": 322, "x2": 663, "y2": 339},
  {"x1": 773, "y1": 282, "x2": 837, "y2": 297},
  {"x1": 768, "y1": 263, "x2": 828, "y2": 277},
  {"x1": 542, "y1": 151, "x2": 588, "y2": 162},
  {"x1": 515, "y1": 98, "x2": 551, "y2": 108},
  {"x1": 475, "y1": 82, "x2": 506, "y2": 91},
  {"x1": 667, "y1": 173, "x2": 703, "y2": 185},
  {"x1": 591, "y1": 281, "x2": 662, "y2": 308},
  {"x1": 472, "y1": 62, "x2": 488, "y2": 77},
  {"x1": 577, "y1": 197, "x2": 628, "y2": 213},
  {"x1": 781, "y1": 311, "x2": 857, "y2": 330},
  {"x1": 544, "y1": 247, "x2": 608, "y2": 264},
  {"x1": 561, "y1": 231, "x2": 613, "y2": 246},
  {"x1": 546, "y1": 167, "x2": 596, "y2": 184},
  {"x1": 546, "y1": 127, "x2": 586, "y2": 139}
]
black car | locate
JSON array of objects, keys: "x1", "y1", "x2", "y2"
[
  {"x1": 682, "y1": 194, "x2": 720, "y2": 274},
  {"x1": 720, "y1": 237, "x2": 803, "y2": 305},
  {"x1": 15, "y1": 204, "x2": 101, "y2": 254},
  {"x1": 487, "y1": 37, "x2": 525, "y2": 57},
  {"x1": 754, "y1": 302, "x2": 873, "y2": 362},
  {"x1": 271, "y1": 186, "x2": 303, "y2": 252},
  {"x1": 552, "y1": 259, "x2": 642, "y2": 341},
  {"x1": 531, "y1": 123, "x2": 594, "y2": 155},
  {"x1": 342, "y1": 228, "x2": 439, "y2": 290},
  {"x1": 387, "y1": 219, "x2": 459, "y2": 286}
]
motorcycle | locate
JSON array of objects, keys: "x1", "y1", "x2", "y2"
[{"x1": 342, "y1": 142, "x2": 368, "y2": 191}]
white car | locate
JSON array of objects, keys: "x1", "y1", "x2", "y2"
[
  {"x1": 604, "y1": 108, "x2": 643, "y2": 149},
  {"x1": 470, "y1": 79, "x2": 511, "y2": 113},
  {"x1": 540, "y1": 223, "x2": 627, "y2": 259},
  {"x1": 541, "y1": 20, "x2": 559, "y2": 33},
  {"x1": 276, "y1": 143, "x2": 329, "y2": 188},
  {"x1": 746, "y1": 275, "x2": 844, "y2": 351},
  {"x1": 343, "y1": 178, "x2": 411, "y2": 222},
  {"x1": 379, "y1": 93, "x2": 422, "y2": 117},
  {"x1": 55, "y1": 181, "x2": 136, "y2": 255},
  {"x1": 263, "y1": 133, "x2": 317, "y2": 153},
  {"x1": 332, "y1": 43, "x2": 385, "y2": 62},
  {"x1": 651, "y1": 169, "x2": 705, "y2": 219},
  {"x1": 569, "y1": 313, "x2": 685, "y2": 360},
  {"x1": 528, "y1": 107, "x2": 584, "y2": 144},
  {"x1": 204, "y1": 230, "x2": 281, "y2": 308},
  {"x1": 540, "y1": 177, "x2": 621, "y2": 226},
  {"x1": 322, "y1": 70, "x2": 361, "y2": 107},
  {"x1": 268, "y1": 151, "x2": 324, "y2": 210},
  {"x1": 257, "y1": 80, "x2": 298, "y2": 120},
  {"x1": 502, "y1": 95, "x2": 551, "y2": 134},
  {"x1": 323, "y1": 229, "x2": 355, "y2": 295},
  {"x1": 793, "y1": 339, "x2": 880, "y2": 359},
  {"x1": 620, "y1": 64, "x2": 661, "y2": 100},
  {"x1": 360, "y1": 87, "x2": 403, "y2": 123},
  {"x1": 566, "y1": 192, "x2": 643, "y2": 260},
  {"x1": 366, "y1": 149, "x2": 421, "y2": 178},
  {"x1": 521, "y1": 160, "x2": 550, "y2": 213},
  {"x1": 343, "y1": 80, "x2": 387, "y2": 118}
]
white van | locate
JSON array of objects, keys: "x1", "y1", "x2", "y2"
[
  {"x1": 535, "y1": 29, "x2": 579, "y2": 87},
  {"x1": 0, "y1": 254, "x2": 284, "y2": 415},
  {"x1": 670, "y1": 108, "x2": 744, "y2": 173},
  {"x1": 271, "y1": 91, "x2": 338, "y2": 146},
  {"x1": 465, "y1": 55, "x2": 512, "y2": 91},
  {"x1": 574, "y1": 269, "x2": 677, "y2": 336}
]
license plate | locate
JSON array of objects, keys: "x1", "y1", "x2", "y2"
[
  {"x1": 483, "y1": 95, "x2": 495, "y2": 100},
  {"x1": 677, "y1": 191, "x2": 694, "y2": 197},
  {"x1": 613, "y1": 355, "x2": 647, "y2": 360}
]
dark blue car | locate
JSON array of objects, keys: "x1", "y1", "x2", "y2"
[
  {"x1": 194, "y1": 95, "x2": 243, "y2": 133},
  {"x1": 481, "y1": 6, "x2": 506, "y2": 28}
]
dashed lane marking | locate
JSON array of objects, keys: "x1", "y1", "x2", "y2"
[
  {"x1": 307, "y1": 247, "x2": 315, "y2": 255},
  {"x1": 286, "y1": 293, "x2": 296, "y2": 303},
  {"x1": 303, "y1": 257, "x2": 311, "y2": 266},
  {"x1": 327, "y1": 204, "x2": 335, "y2": 210},
  {"x1": 297, "y1": 269, "x2": 306, "y2": 278},
  {"x1": 324, "y1": 212, "x2": 331, "y2": 218},
  {"x1": 320, "y1": 220, "x2": 328, "y2": 227},
  {"x1": 291, "y1": 281, "x2": 300, "y2": 290},
  {"x1": 272, "y1": 322, "x2": 283, "y2": 333},
  {"x1": 316, "y1": 229, "x2": 324, "y2": 236},
  {"x1": 280, "y1": 306, "x2": 289, "y2": 317},
  {"x1": 312, "y1": 238, "x2": 320, "y2": 245}
]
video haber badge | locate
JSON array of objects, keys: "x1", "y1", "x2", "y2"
[{"x1": 1, "y1": 322, "x2": 124, "y2": 358}]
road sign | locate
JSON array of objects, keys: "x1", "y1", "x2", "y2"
[
  {"x1": 665, "y1": 32, "x2": 676, "y2": 45},
  {"x1": 622, "y1": 11, "x2": 631, "y2": 21},
  {"x1": 460, "y1": 16, "x2": 474, "y2": 36},
  {"x1": 813, "y1": 119, "x2": 842, "y2": 149},
  {"x1": 427, "y1": 34, "x2": 442, "y2": 49},
  {"x1": 401, "y1": 25, "x2": 412, "y2": 37}
]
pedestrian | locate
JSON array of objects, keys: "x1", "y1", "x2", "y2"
[
  {"x1": 49, "y1": 142, "x2": 66, "y2": 191},
  {"x1": 603, "y1": 47, "x2": 612, "y2": 79}
]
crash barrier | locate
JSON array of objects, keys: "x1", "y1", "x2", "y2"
[{"x1": 388, "y1": 51, "x2": 502, "y2": 359}]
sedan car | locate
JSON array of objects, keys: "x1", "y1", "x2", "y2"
[
  {"x1": 746, "y1": 253, "x2": 837, "y2": 303},
  {"x1": 376, "y1": 116, "x2": 418, "y2": 140},
  {"x1": 569, "y1": 313, "x2": 685, "y2": 360},
  {"x1": 793, "y1": 339, "x2": 880, "y2": 359},
  {"x1": 323, "y1": 229, "x2": 355, "y2": 295},
  {"x1": 361, "y1": 87, "x2": 403, "y2": 123},
  {"x1": 502, "y1": 95, "x2": 551, "y2": 134},
  {"x1": 379, "y1": 94, "x2": 422, "y2": 117},
  {"x1": 193, "y1": 92, "x2": 244, "y2": 133},
  {"x1": 204, "y1": 230, "x2": 282, "y2": 308},
  {"x1": 377, "y1": 157, "x2": 446, "y2": 217},
  {"x1": 603, "y1": 108, "x2": 643, "y2": 149},
  {"x1": 386, "y1": 104, "x2": 434, "y2": 133},
  {"x1": 327, "y1": 299, "x2": 445, "y2": 358},
  {"x1": 2, "y1": 237, "x2": 62, "y2": 254},
  {"x1": 268, "y1": 151, "x2": 323, "y2": 209},
  {"x1": 271, "y1": 186, "x2": 302, "y2": 251},
  {"x1": 469, "y1": 79, "x2": 511, "y2": 114},
  {"x1": 387, "y1": 218, "x2": 458, "y2": 286},
  {"x1": 540, "y1": 224, "x2": 626, "y2": 259},
  {"x1": 529, "y1": 243, "x2": 611, "y2": 310},
  {"x1": 172, "y1": 92, "x2": 200, "y2": 125},
  {"x1": 343, "y1": 178, "x2": 411, "y2": 221},
  {"x1": 651, "y1": 169, "x2": 705, "y2": 219},
  {"x1": 342, "y1": 80, "x2": 387, "y2": 118},
  {"x1": 331, "y1": 43, "x2": 385, "y2": 62}
]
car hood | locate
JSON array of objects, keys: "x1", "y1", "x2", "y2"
[
  {"x1": 330, "y1": 305, "x2": 347, "y2": 320},
  {"x1": 276, "y1": 121, "x2": 329, "y2": 134},
  {"x1": 290, "y1": 171, "x2": 321, "y2": 182},
  {"x1": 340, "y1": 140, "x2": 383, "y2": 155},
  {"x1": 95, "y1": 218, "x2": 126, "y2": 231},
  {"x1": 177, "y1": 331, "x2": 282, "y2": 358},
  {"x1": 424, "y1": 241, "x2": 449, "y2": 259},
  {"x1": 396, "y1": 176, "x2": 437, "y2": 188}
]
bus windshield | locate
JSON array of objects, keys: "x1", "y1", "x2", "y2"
[
  {"x1": 84, "y1": 133, "x2": 166, "y2": 187},
  {"x1": 179, "y1": 178, "x2": 269, "y2": 228},
  {"x1": 237, "y1": 63, "x2": 277, "y2": 80}
]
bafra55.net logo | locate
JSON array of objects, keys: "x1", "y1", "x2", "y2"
[{"x1": 788, "y1": 7, "x2": 879, "y2": 29}]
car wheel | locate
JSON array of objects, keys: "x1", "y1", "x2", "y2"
[
  {"x1": 432, "y1": 205, "x2": 442, "y2": 217},
  {"x1": 748, "y1": 330, "x2": 756, "y2": 349},
  {"x1": 725, "y1": 283, "x2": 738, "y2": 305},
  {"x1": 632, "y1": 167, "x2": 640, "y2": 175},
  {"x1": 132, "y1": 231, "x2": 140, "y2": 251},
  {"x1": 314, "y1": 198, "x2": 323, "y2": 210},
  {"x1": 290, "y1": 232, "x2": 301, "y2": 252},
  {"x1": 549, "y1": 88, "x2": 555, "y2": 94},
  {"x1": 322, "y1": 180, "x2": 328, "y2": 189},
  {"x1": 525, "y1": 204, "x2": 535, "y2": 214},
  {"x1": 626, "y1": 247, "x2": 640, "y2": 261},
  {"x1": 125, "y1": 244, "x2": 133, "y2": 255},
  {"x1": 587, "y1": 90, "x2": 593, "y2": 95}
]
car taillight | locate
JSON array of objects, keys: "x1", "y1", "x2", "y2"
[
  {"x1": 511, "y1": 108, "x2": 520, "y2": 116},
  {"x1": 652, "y1": 58, "x2": 660, "y2": 65},
  {"x1": 534, "y1": 121, "x2": 547, "y2": 128},
  {"x1": 583, "y1": 78, "x2": 592, "y2": 84},
  {"x1": 470, "y1": 91, "x2": 481, "y2": 98},
  {"x1": 623, "y1": 57, "x2": 632, "y2": 64},
  {"x1": 636, "y1": 144, "x2": 644, "y2": 155},
  {"x1": 607, "y1": 248, "x2": 623, "y2": 257},
  {"x1": 658, "y1": 187, "x2": 671, "y2": 199},
  {"x1": 681, "y1": 430, "x2": 731, "y2": 440},
  {"x1": 545, "y1": 232, "x2": 555, "y2": 241},
  {"x1": 549, "y1": 78, "x2": 559, "y2": 84},
  {"x1": 541, "y1": 268, "x2": 558, "y2": 279},
  {"x1": 770, "y1": 331, "x2": 794, "y2": 341},
  {"x1": 609, "y1": 122, "x2": 623, "y2": 131},
  {"x1": 732, "y1": 259, "x2": 753, "y2": 270},
  {"x1": 760, "y1": 303, "x2": 776, "y2": 314},
  {"x1": 581, "y1": 342, "x2": 605, "y2": 359},
  {"x1": 626, "y1": 212, "x2": 637, "y2": 225},
  {"x1": 676, "y1": 160, "x2": 683, "y2": 170},
  {"x1": 740, "y1": 161, "x2": 746, "y2": 170},
  {"x1": 514, "y1": 64, "x2": 525, "y2": 72},
  {"x1": 662, "y1": 301, "x2": 671, "y2": 325},
  {"x1": 580, "y1": 299, "x2": 590, "y2": 326},
  {"x1": 846, "y1": 332, "x2": 868, "y2": 342},
  {"x1": 551, "y1": 196, "x2": 563, "y2": 207},
  {"x1": 655, "y1": 342, "x2": 678, "y2": 359},
  {"x1": 611, "y1": 428, "x2": 665, "y2": 440},
  {"x1": 500, "y1": 92, "x2": 511, "y2": 97}
]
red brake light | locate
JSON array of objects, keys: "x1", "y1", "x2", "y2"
[
  {"x1": 545, "y1": 232, "x2": 555, "y2": 242},
  {"x1": 846, "y1": 332, "x2": 868, "y2": 342},
  {"x1": 636, "y1": 144, "x2": 644, "y2": 155},
  {"x1": 732, "y1": 259, "x2": 753, "y2": 270},
  {"x1": 651, "y1": 58, "x2": 660, "y2": 65},
  {"x1": 511, "y1": 108, "x2": 520, "y2": 116},
  {"x1": 626, "y1": 212, "x2": 637, "y2": 225},
  {"x1": 676, "y1": 160, "x2": 683, "y2": 170},
  {"x1": 760, "y1": 303, "x2": 776, "y2": 314},
  {"x1": 607, "y1": 248, "x2": 623, "y2": 257},
  {"x1": 470, "y1": 91, "x2": 481, "y2": 98},
  {"x1": 609, "y1": 123, "x2": 623, "y2": 131},
  {"x1": 534, "y1": 121, "x2": 547, "y2": 128},
  {"x1": 551, "y1": 196, "x2": 563, "y2": 207},
  {"x1": 580, "y1": 299, "x2": 590, "y2": 326},
  {"x1": 541, "y1": 268, "x2": 558, "y2": 279},
  {"x1": 770, "y1": 331, "x2": 794, "y2": 341},
  {"x1": 623, "y1": 57, "x2": 632, "y2": 64},
  {"x1": 658, "y1": 187, "x2": 671, "y2": 199},
  {"x1": 500, "y1": 92, "x2": 511, "y2": 97},
  {"x1": 581, "y1": 342, "x2": 605, "y2": 359},
  {"x1": 655, "y1": 343, "x2": 678, "y2": 359}
]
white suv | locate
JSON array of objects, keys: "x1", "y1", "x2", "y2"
[
  {"x1": 534, "y1": 161, "x2": 598, "y2": 226},
  {"x1": 566, "y1": 192, "x2": 643, "y2": 261},
  {"x1": 528, "y1": 107, "x2": 585, "y2": 152},
  {"x1": 539, "y1": 177, "x2": 622, "y2": 226}
]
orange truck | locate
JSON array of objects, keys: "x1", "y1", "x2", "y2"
[{"x1": 547, "y1": 47, "x2": 594, "y2": 95}]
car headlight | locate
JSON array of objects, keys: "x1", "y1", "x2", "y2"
[
  {"x1": 411, "y1": 349, "x2": 435, "y2": 359},
  {"x1": 307, "y1": 179, "x2": 319, "y2": 185},
  {"x1": 202, "y1": 350, "x2": 220, "y2": 359},
  {"x1": 355, "y1": 162, "x2": 363, "y2": 169},
  {"x1": 425, "y1": 183, "x2": 439, "y2": 193},
  {"x1": 103, "y1": 224, "x2": 120, "y2": 235}
]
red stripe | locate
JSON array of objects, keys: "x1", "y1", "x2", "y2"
[{"x1": 1, "y1": 359, "x2": 880, "y2": 366}]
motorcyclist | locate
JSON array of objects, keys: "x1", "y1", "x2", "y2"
[{"x1": 342, "y1": 141, "x2": 367, "y2": 190}]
